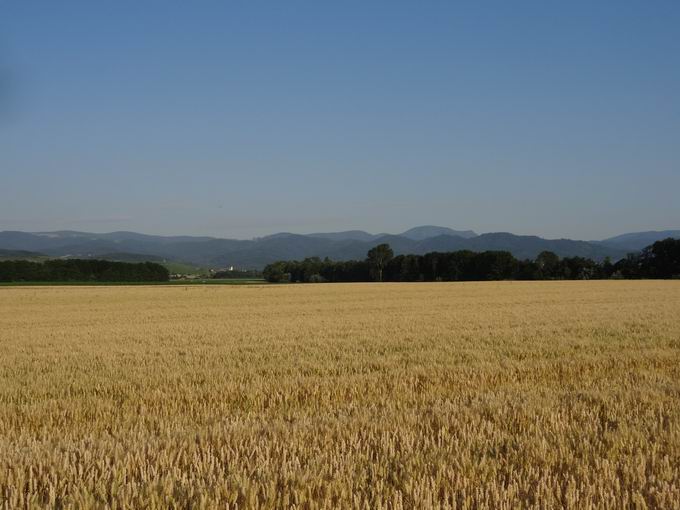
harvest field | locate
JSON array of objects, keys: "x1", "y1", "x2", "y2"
[{"x1": 1, "y1": 282, "x2": 679, "y2": 509}]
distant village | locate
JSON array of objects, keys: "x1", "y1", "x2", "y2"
[{"x1": 169, "y1": 266, "x2": 262, "y2": 280}]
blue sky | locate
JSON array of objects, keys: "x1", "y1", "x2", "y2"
[{"x1": 1, "y1": 1, "x2": 679, "y2": 239}]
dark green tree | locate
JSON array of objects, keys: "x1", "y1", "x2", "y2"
[
  {"x1": 366, "y1": 243, "x2": 394, "y2": 282},
  {"x1": 639, "y1": 238, "x2": 680, "y2": 278},
  {"x1": 536, "y1": 251, "x2": 560, "y2": 279},
  {"x1": 263, "y1": 261, "x2": 290, "y2": 283}
]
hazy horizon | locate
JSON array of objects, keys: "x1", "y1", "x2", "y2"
[{"x1": 2, "y1": 2, "x2": 679, "y2": 240}]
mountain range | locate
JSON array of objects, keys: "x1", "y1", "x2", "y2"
[{"x1": 0, "y1": 227, "x2": 677, "y2": 270}]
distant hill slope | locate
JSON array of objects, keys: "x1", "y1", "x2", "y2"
[
  {"x1": 464, "y1": 233, "x2": 626, "y2": 261},
  {"x1": 399, "y1": 226, "x2": 477, "y2": 240},
  {"x1": 0, "y1": 248, "x2": 47, "y2": 261},
  {"x1": 306, "y1": 230, "x2": 379, "y2": 242},
  {"x1": 0, "y1": 227, "x2": 655, "y2": 269},
  {"x1": 598, "y1": 230, "x2": 680, "y2": 252},
  {"x1": 203, "y1": 233, "x2": 629, "y2": 268},
  {"x1": 86, "y1": 252, "x2": 166, "y2": 263},
  {"x1": 0, "y1": 247, "x2": 204, "y2": 275}
]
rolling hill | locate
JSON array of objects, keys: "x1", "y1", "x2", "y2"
[
  {"x1": 0, "y1": 226, "x2": 644, "y2": 269},
  {"x1": 399, "y1": 226, "x2": 477, "y2": 241},
  {"x1": 0, "y1": 249, "x2": 47, "y2": 261},
  {"x1": 597, "y1": 230, "x2": 680, "y2": 252}
]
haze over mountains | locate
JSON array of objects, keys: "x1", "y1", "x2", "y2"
[{"x1": 0, "y1": 227, "x2": 677, "y2": 270}]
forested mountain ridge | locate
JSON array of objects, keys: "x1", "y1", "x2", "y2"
[{"x1": 1, "y1": 227, "x2": 675, "y2": 269}]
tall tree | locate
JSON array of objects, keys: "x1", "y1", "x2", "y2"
[
  {"x1": 639, "y1": 238, "x2": 680, "y2": 278},
  {"x1": 536, "y1": 251, "x2": 560, "y2": 279},
  {"x1": 366, "y1": 243, "x2": 394, "y2": 282}
]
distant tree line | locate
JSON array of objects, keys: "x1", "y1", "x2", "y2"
[
  {"x1": 0, "y1": 259, "x2": 170, "y2": 282},
  {"x1": 264, "y1": 239, "x2": 680, "y2": 283}
]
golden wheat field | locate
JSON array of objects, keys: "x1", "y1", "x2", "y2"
[{"x1": 0, "y1": 281, "x2": 679, "y2": 509}]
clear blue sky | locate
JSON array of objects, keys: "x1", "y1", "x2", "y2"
[{"x1": 1, "y1": 1, "x2": 679, "y2": 240}]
